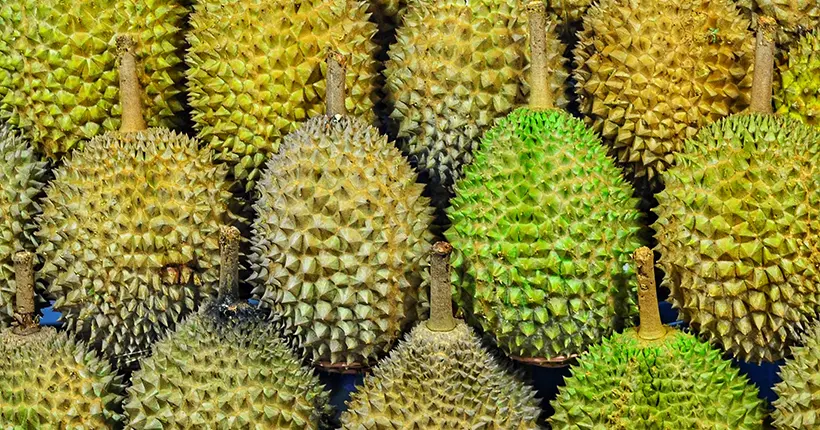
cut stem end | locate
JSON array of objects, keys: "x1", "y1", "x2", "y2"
[
  {"x1": 527, "y1": 1, "x2": 554, "y2": 110},
  {"x1": 326, "y1": 52, "x2": 347, "y2": 117},
  {"x1": 117, "y1": 35, "x2": 147, "y2": 133},
  {"x1": 749, "y1": 16, "x2": 777, "y2": 114},
  {"x1": 12, "y1": 251, "x2": 38, "y2": 335},
  {"x1": 634, "y1": 247, "x2": 665, "y2": 341},
  {"x1": 218, "y1": 226, "x2": 241, "y2": 302},
  {"x1": 427, "y1": 242, "x2": 456, "y2": 332}
]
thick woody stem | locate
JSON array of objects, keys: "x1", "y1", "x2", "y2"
[
  {"x1": 750, "y1": 16, "x2": 777, "y2": 114},
  {"x1": 427, "y1": 242, "x2": 456, "y2": 332},
  {"x1": 326, "y1": 52, "x2": 347, "y2": 117},
  {"x1": 218, "y1": 226, "x2": 241, "y2": 302},
  {"x1": 634, "y1": 247, "x2": 665, "y2": 340},
  {"x1": 527, "y1": 1, "x2": 554, "y2": 110},
  {"x1": 117, "y1": 35, "x2": 147, "y2": 133},
  {"x1": 13, "y1": 251, "x2": 37, "y2": 334}
]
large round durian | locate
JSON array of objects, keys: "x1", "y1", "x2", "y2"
[
  {"x1": 0, "y1": 125, "x2": 47, "y2": 327},
  {"x1": 574, "y1": 0, "x2": 754, "y2": 191},
  {"x1": 772, "y1": 320, "x2": 820, "y2": 429},
  {"x1": 125, "y1": 306, "x2": 331, "y2": 429},
  {"x1": 446, "y1": 107, "x2": 643, "y2": 360},
  {"x1": 385, "y1": 0, "x2": 568, "y2": 200},
  {"x1": 550, "y1": 247, "x2": 766, "y2": 429},
  {"x1": 654, "y1": 114, "x2": 820, "y2": 362},
  {"x1": 550, "y1": 328, "x2": 765, "y2": 428},
  {"x1": 186, "y1": 0, "x2": 379, "y2": 192},
  {"x1": 775, "y1": 30, "x2": 820, "y2": 125},
  {"x1": 250, "y1": 114, "x2": 433, "y2": 366},
  {"x1": 340, "y1": 322, "x2": 542, "y2": 429},
  {"x1": 0, "y1": 0, "x2": 187, "y2": 158},
  {"x1": 37, "y1": 128, "x2": 234, "y2": 367},
  {"x1": 0, "y1": 327, "x2": 124, "y2": 428}
]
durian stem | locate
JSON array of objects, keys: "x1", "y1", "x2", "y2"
[
  {"x1": 326, "y1": 52, "x2": 347, "y2": 117},
  {"x1": 218, "y1": 226, "x2": 241, "y2": 302},
  {"x1": 116, "y1": 35, "x2": 147, "y2": 133},
  {"x1": 12, "y1": 251, "x2": 37, "y2": 334},
  {"x1": 634, "y1": 247, "x2": 665, "y2": 340},
  {"x1": 427, "y1": 241, "x2": 456, "y2": 332},
  {"x1": 749, "y1": 16, "x2": 777, "y2": 114},
  {"x1": 527, "y1": 1, "x2": 554, "y2": 110}
]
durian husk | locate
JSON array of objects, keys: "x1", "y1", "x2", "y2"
[
  {"x1": 775, "y1": 30, "x2": 820, "y2": 125},
  {"x1": 125, "y1": 306, "x2": 332, "y2": 429},
  {"x1": 186, "y1": 0, "x2": 380, "y2": 193},
  {"x1": 37, "y1": 128, "x2": 235, "y2": 368},
  {"x1": 249, "y1": 114, "x2": 434, "y2": 367},
  {"x1": 753, "y1": 0, "x2": 820, "y2": 41},
  {"x1": 0, "y1": 327, "x2": 124, "y2": 427},
  {"x1": 574, "y1": 0, "x2": 755, "y2": 193},
  {"x1": 0, "y1": 0, "x2": 187, "y2": 158},
  {"x1": 0, "y1": 125, "x2": 47, "y2": 328},
  {"x1": 340, "y1": 321, "x2": 542, "y2": 429},
  {"x1": 772, "y1": 320, "x2": 820, "y2": 430},
  {"x1": 654, "y1": 113, "x2": 820, "y2": 363},
  {"x1": 549, "y1": 328, "x2": 766, "y2": 429},
  {"x1": 446, "y1": 107, "x2": 643, "y2": 361},
  {"x1": 385, "y1": 0, "x2": 569, "y2": 201}
]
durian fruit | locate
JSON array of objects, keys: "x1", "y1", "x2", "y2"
[
  {"x1": 0, "y1": 0, "x2": 187, "y2": 158},
  {"x1": 36, "y1": 36, "x2": 233, "y2": 368},
  {"x1": 772, "y1": 320, "x2": 820, "y2": 429},
  {"x1": 446, "y1": 2, "x2": 643, "y2": 363},
  {"x1": 340, "y1": 242, "x2": 542, "y2": 429},
  {"x1": 775, "y1": 30, "x2": 820, "y2": 125},
  {"x1": 654, "y1": 18, "x2": 820, "y2": 363},
  {"x1": 752, "y1": 0, "x2": 819, "y2": 39},
  {"x1": 547, "y1": 0, "x2": 594, "y2": 23},
  {"x1": 0, "y1": 1, "x2": 22, "y2": 108},
  {"x1": 0, "y1": 251, "x2": 124, "y2": 428},
  {"x1": 550, "y1": 248, "x2": 766, "y2": 429},
  {"x1": 0, "y1": 124, "x2": 47, "y2": 328},
  {"x1": 574, "y1": 0, "x2": 755, "y2": 193},
  {"x1": 250, "y1": 53, "x2": 434, "y2": 369},
  {"x1": 186, "y1": 0, "x2": 379, "y2": 193},
  {"x1": 385, "y1": 0, "x2": 569, "y2": 203},
  {"x1": 125, "y1": 227, "x2": 331, "y2": 429}
]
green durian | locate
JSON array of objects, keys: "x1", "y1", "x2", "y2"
[
  {"x1": 574, "y1": 0, "x2": 754, "y2": 193},
  {"x1": 125, "y1": 227, "x2": 331, "y2": 429},
  {"x1": 0, "y1": 252, "x2": 124, "y2": 429},
  {"x1": 186, "y1": 0, "x2": 380, "y2": 193},
  {"x1": 0, "y1": 0, "x2": 187, "y2": 158},
  {"x1": 772, "y1": 320, "x2": 820, "y2": 429},
  {"x1": 775, "y1": 30, "x2": 820, "y2": 125},
  {"x1": 385, "y1": 0, "x2": 568, "y2": 202},
  {"x1": 340, "y1": 242, "x2": 543, "y2": 429},
  {"x1": 250, "y1": 54, "x2": 434, "y2": 368},
  {"x1": 446, "y1": 3, "x2": 642, "y2": 362},
  {"x1": 36, "y1": 37, "x2": 234, "y2": 368},
  {"x1": 550, "y1": 248, "x2": 766, "y2": 429},
  {"x1": 0, "y1": 123, "x2": 47, "y2": 328},
  {"x1": 654, "y1": 20, "x2": 820, "y2": 362}
]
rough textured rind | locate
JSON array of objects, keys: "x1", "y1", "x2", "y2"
[
  {"x1": 654, "y1": 114, "x2": 820, "y2": 363},
  {"x1": 550, "y1": 329, "x2": 766, "y2": 429},
  {"x1": 754, "y1": 0, "x2": 820, "y2": 39},
  {"x1": 250, "y1": 115, "x2": 434, "y2": 365},
  {"x1": 773, "y1": 321, "x2": 820, "y2": 429},
  {"x1": 125, "y1": 307, "x2": 331, "y2": 429},
  {"x1": 340, "y1": 322, "x2": 542, "y2": 429},
  {"x1": 775, "y1": 30, "x2": 820, "y2": 125},
  {"x1": 0, "y1": 0, "x2": 187, "y2": 158},
  {"x1": 0, "y1": 125, "x2": 47, "y2": 328},
  {"x1": 574, "y1": 0, "x2": 754, "y2": 191},
  {"x1": 547, "y1": 0, "x2": 594, "y2": 23},
  {"x1": 187, "y1": 0, "x2": 379, "y2": 193},
  {"x1": 37, "y1": 128, "x2": 234, "y2": 368},
  {"x1": 446, "y1": 108, "x2": 643, "y2": 359},
  {"x1": 0, "y1": 327, "x2": 124, "y2": 428},
  {"x1": 385, "y1": 0, "x2": 569, "y2": 199}
]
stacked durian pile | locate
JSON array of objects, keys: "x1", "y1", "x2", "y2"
[{"x1": 0, "y1": 0, "x2": 817, "y2": 428}]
